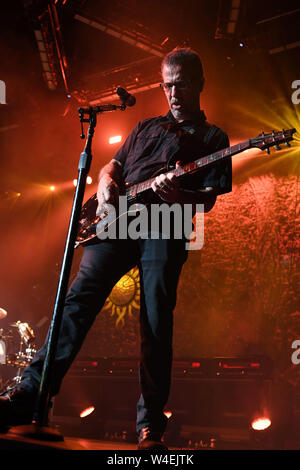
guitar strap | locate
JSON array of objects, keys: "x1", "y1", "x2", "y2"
[
  {"x1": 167, "y1": 122, "x2": 218, "y2": 170},
  {"x1": 202, "y1": 124, "x2": 220, "y2": 146}
]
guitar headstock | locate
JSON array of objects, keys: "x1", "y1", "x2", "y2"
[{"x1": 250, "y1": 128, "x2": 296, "y2": 154}]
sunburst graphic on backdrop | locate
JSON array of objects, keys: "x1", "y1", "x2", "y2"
[{"x1": 103, "y1": 267, "x2": 140, "y2": 326}]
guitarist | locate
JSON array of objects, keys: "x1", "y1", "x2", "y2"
[{"x1": 0, "y1": 47, "x2": 232, "y2": 450}]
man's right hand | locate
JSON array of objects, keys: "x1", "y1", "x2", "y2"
[{"x1": 96, "y1": 174, "x2": 119, "y2": 214}]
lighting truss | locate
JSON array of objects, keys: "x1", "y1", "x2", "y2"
[
  {"x1": 72, "y1": 55, "x2": 163, "y2": 105},
  {"x1": 30, "y1": 2, "x2": 70, "y2": 93},
  {"x1": 215, "y1": 0, "x2": 242, "y2": 40},
  {"x1": 34, "y1": 27, "x2": 58, "y2": 91},
  {"x1": 256, "y1": 8, "x2": 300, "y2": 55},
  {"x1": 74, "y1": 14, "x2": 165, "y2": 58}
]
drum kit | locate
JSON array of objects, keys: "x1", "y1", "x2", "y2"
[{"x1": 0, "y1": 307, "x2": 37, "y2": 394}]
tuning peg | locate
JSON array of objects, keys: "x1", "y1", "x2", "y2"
[
  {"x1": 285, "y1": 141, "x2": 291, "y2": 147},
  {"x1": 275, "y1": 144, "x2": 281, "y2": 150}
]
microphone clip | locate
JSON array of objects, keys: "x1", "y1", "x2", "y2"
[{"x1": 78, "y1": 87, "x2": 135, "y2": 138}]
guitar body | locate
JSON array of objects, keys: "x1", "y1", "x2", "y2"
[
  {"x1": 75, "y1": 193, "x2": 99, "y2": 247},
  {"x1": 75, "y1": 165, "x2": 166, "y2": 248},
  {"x1": 75, "y1": 195, "x2": 149, "y2": 248}
]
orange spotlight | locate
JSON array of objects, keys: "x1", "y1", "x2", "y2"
[
  {"x1": 109, "y1": 135, "x2": 122, "y2": 144},
  {"x1": 251, "y1": 417, "x2": 271, "y2": 431},
  {"x1": 80, "y1": 406, "x2": 95, "y2": 418},
  {"x1": 73, "y1": 176, "x2": 92, "y2": 187},
  {"x1": 164, "y1": 410, "x2": 173, "y2": 419},
  {"x1": 49, "y1": 185, "x2": 56, "y2": 191}
]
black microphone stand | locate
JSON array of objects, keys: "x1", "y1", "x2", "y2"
[{"x1": 10, "y1": 102, "x2": 126, "y2": 442}]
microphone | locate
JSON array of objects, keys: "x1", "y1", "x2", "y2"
[{"x1": 116, "y1": 87, "x2": 136, "y2": 107}]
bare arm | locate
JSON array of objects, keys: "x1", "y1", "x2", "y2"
[{"x1": 97, "y1": 159, "x2": 123, "y2": 211}]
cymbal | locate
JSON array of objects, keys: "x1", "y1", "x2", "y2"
[{"x1": 0, "y1": 308, "x2": 7, "y2": 320}]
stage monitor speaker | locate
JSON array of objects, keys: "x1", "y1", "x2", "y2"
[{"x1": 50, "y1": 356, "x2": 281, "y2": 445}]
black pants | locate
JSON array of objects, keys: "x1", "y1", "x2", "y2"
[{"x1": 20, "y1": 237, "x2": 188, "y2": 433}]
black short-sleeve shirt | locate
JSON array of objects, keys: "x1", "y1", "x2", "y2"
[{"x1": 114, "y1": 110, "x2": 232, "y2": 196}]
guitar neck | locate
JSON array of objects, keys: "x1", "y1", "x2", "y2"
[{"x1": 126, "y1": 139, "x2": 250, "y2": 198}]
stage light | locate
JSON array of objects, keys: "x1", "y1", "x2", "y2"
[
  {"x1": 239, "y1": 42, "x2": 244, "y2": 47},
  {"x1": 109, "y1": 135, "x2": 122, "y2": 144},
  {"x1": 164, "y1": 410, "x2": 173, "y2": 419},
  {"x1": 192, "y1": 362, "x2": 201, "y2": 368},
  {"x1": 49, "y1": 185, "x2": 56, "y2": 191},
  {"x1": 80, "y1": 406, "x2": 95, "y2": 418},
  {"x1": 251, "y1": 417, "x2": 271, "y2": 431},
  {"x1": 250, "y1": 415, "x2": 273, "y2": 448},
  {"x1": 73, "y1": 176, "x2": 92, "y2": 187}
]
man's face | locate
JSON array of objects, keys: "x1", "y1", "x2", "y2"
[{"x1": 161, "y1": 64, "x2": 201, "y2": 122}]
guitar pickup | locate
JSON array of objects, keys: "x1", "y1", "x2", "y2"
[{"x1": 79, "y1": 218, "x2": 88, "y2": 227}]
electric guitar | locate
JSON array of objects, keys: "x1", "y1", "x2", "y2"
[{"x1": 75, "y1": 128, "x2": 296, "y2": 248}]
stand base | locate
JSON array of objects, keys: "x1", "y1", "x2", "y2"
[{"x1": 9, "y1": 424, "x2": 64, "y2": 442}]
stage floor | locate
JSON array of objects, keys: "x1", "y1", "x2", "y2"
[
  {"x1": 0, "y1": 428, "x2": 184, "y2": 451},
  {"x1": 1, "y1": 429, "x2": 299, "y2": 451},
  {"x1": 0, "y1": 431, "x2": 256, "y2": 451}
]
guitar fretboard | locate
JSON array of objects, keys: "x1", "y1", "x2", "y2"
[{"x1": 125, "y1": 139, "x2": 250, "y2": 198}]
